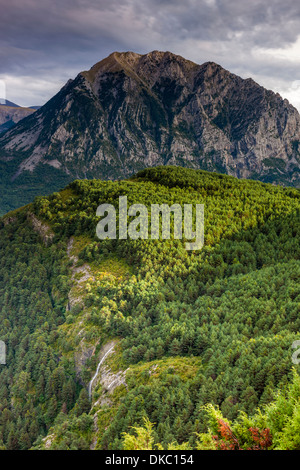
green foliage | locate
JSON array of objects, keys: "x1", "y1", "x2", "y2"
[
  {"x1": 0, "y1": 211, "x2": 78, "y2": 449},
  {"x1": 122, "y1": 418, "x2": 158, "y2": 450},
  {"x1": 0, "y1": 165, "x2": 300, "y2": 449},
  {"x1": 121, "y1": 369, "x2": 300, "y2": 450},
  {"x1": 198, "y1": 368, "x2": 300, "y2": 450}
]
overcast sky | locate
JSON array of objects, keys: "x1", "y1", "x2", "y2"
[{"x1": 1, "y1": 0, "x2": 300, "y2": 110}]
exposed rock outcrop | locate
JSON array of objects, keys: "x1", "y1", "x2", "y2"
[
  {"x1": 28, "y1": 213, "x2": 54, "y2": 245},
  {"x1": 1, "y1": 50, "x2": 300, "y2": 190}
]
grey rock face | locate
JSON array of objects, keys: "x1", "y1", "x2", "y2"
[{"x1": 1, "y1": 50, "x2": 300, "y2": 187}]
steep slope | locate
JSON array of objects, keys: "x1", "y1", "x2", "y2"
[
  {"x1": 1, "y1": 51, "x2": 300, "y2": 215},
  {"x1": 0, "y1": 166, "x2": 299, "y2": 450}
]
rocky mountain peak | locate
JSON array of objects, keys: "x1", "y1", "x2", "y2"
[{"x1": 0, "y1": 50, "x2": 300, "y2": 214}]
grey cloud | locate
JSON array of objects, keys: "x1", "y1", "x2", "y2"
[{"x1": 0, "y1": 0, "x2": 300, "y2": 108}]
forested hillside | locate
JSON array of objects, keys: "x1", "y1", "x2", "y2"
[{"x1": 0, "y1": 166, "x2": 299, "y2": 450}]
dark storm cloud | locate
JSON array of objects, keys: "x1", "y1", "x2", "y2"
[{"x1": 1, "y1": 0, "x2": 300, "y2": 108}]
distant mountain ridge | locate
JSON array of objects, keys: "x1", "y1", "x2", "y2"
[
  {"x1": 0, "y1": 50, "x2": 300, "y2": 215},
  {"x1": 0, "y1": 101, "x2": 37, "y2": 134},
  {"x1": 0, "y1": 99, "x2": 20, "y2": 107}
]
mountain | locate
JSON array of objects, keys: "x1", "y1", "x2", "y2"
[
  {"x1": 0, "y1": 99, "x2": 20, "y2": 107},
  {"x1": 1, "y1": 50, "x2": 300, "y2": 216},
  {"x1": 0, "y1": 103, "x2": 36, "y2": 134},
  {"x1": 0, "y1": 166, "x2": 299, "y2": 450}
]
